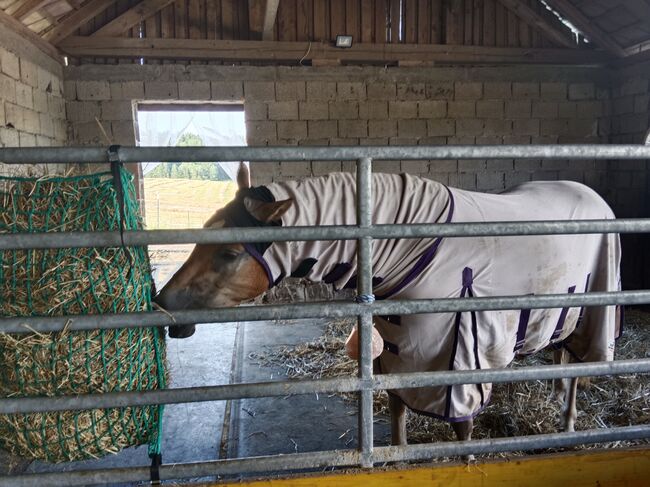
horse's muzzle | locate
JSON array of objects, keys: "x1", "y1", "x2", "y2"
[
  {"x1": 167, "y1": 324, "x2": 196, "y2": 339},
  {"x1": 153, "y1": 291, "x2": 197, "y2": 339}
]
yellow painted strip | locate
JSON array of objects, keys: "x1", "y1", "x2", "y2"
[{"x1": 195, "y1": 448, "x2": 650, "y2": 487}]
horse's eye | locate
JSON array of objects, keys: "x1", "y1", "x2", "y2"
[{"x1": 217, "y1": 249, "x2": 240, "y2": 263}]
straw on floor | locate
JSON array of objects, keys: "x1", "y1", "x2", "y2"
[{"x1": 252, "y1": 311, "x2": 650, "y2": 457}]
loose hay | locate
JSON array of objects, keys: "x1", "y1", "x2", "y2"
[
  {"x1": 0, "y1": 170, "x2": 167, "y2": 463},
  {"x1": 252, "y1": 312, "x2": 650, "y2": 457}
]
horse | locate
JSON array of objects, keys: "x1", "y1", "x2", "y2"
[{"x1": 155, "y1": 163, "x2": 621, "y2": 449}]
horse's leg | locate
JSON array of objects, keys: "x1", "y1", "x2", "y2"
[
  {"x1": 389, "y1": 394, "x2": 407, "y2": 446},
  {"x1": 553, "y1": 349, "x2": 567, "y2": 402},
  {"x1": 451, "y1": 419, "x2": 475, "y2": 463},
  {"x1": 562, "y1": 377, "x2": 579, "y2": 432},
  {"x1": 553, "y1": 348, "x2": 579, "y2": 432}
]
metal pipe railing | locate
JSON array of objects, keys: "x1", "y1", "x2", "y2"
[
  {"x1": 1, "y1": 358, "x2": 649, "y2": 415},
  {"x1": 0, "y1": 289, "x2": 647, "y2": 334},
  {"x1": 1, "y1": 144, "x2": 650, "y2": 163},
  {"x1": 3, "y1": 424, "x2": 650, "y2": 487},
  {"x1": 1, "y1": 145, "x2": 650, "y2": 485},
  {"x1": 1, "y1": 219, "x2": 649, "y2": 250},
  {"x1": 356, "y1": 156, "x2": 374, "y2": 468}
]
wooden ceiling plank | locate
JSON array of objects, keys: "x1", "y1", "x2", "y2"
[
  {"x1": 495, "y1": 0, "x2": 574, "y2": 48},
  {"x1": 620, "y1": 0, "x2": 650, "y2": 22},
  {"x1": 0, "y1": 7, "x2": 61, "y2": 60},
  {"x1": 58, "y1": 35, "x2": 612, "y2": 65},
  {"x1": 543, "y1": 0, "x2": 627, "y2": 57},
  {"x1": 92, "y1": 0, "x2": 175, "y2": 36},
  {"x1": 43, "y1": 0, "x2": 117, "y2": 44},
  {"x1": 248, "y1": 0, "x2": 264, "y2": 40},
  {"x1": 11, "y1": 0, "x2": 47, "y2": 21},
  {"x1": 262, "y1": 0, "x2": 279, "y2": 40}
]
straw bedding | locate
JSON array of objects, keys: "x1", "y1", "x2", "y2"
[
  {"x1": 252, "y1": 311, "x2": 650, "y2": 456},
  {"x1": 0, "y1": 170, "x2": 166, "y2": 463}
]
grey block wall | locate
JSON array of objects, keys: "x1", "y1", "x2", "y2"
[
  {"x1": 609, "y1": 61, "x2": 650, "y2": 289},
  {"x1": 65, "y1": 64, "x2": 612, "y2": 199},
  {"x1": 0, "y1": 22, "x2": 67, "y2": 176}
]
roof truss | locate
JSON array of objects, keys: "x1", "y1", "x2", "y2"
[
  {"x1": 543, "y1": 0, "x2": 627, "y2": 57},
  {"x1": 92, "y1": 0, "x2": 175, "y2": 36}
]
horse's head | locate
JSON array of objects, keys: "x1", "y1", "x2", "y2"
[{"x1": 154, "y1": 164, "x2": 292, "y2": 338}]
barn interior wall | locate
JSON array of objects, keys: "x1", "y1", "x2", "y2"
[
  {"x1": 0, "y1": 21, "x2": 67, "y2": 176},
  {"x1": 609, "y1": 61, "x2": 650, "y2": 290},
  {"x1": 64, "y1": 63, "x2": 612, "y2": 196},
  {"x1": 64, "y1": 62, "x2": 623, "y2": 298}
]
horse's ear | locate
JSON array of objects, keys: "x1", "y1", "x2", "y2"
[
  {"x1": 244, "y1": 197, "x2": 292, "y2": 223},
  {"x1": 237, "y1": 162, "x2": 250, "y2": 190}
]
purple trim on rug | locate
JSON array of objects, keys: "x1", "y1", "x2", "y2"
[
  {"x1": 444, "y1": 269, "x2": 470, "y2": 418},
  {"x1": 576, "y1": 273, "x2": 591, "y2": 328},
  {"x1": 388, "y1": 391, "x2": 492, "y2": 423},
  {"x1": 243, "y1": 243, "x2": 274, "y2": 288},
  {"x1": 323, "y1": 262, "x2": 352, "y2": 284},
  {"x1": 376, "y1": 186, "x2": 455, "y2": 300},
  {"x1": 380, "y1": 315, "x2": 402, "y2": 326},
  {"x1": 551, "y1": 285, "x2": 576, "y2": 340},
  {"x1": 467, "y1": 283, "x2": 485, "y2": 407},
  {"x1": 462, "y1": 267, "x2": 473, "y2": 288},
  {"x1": 514, "y1": 308, "x2": 532, "y2": 352},
  {"x1": 383, "y1": 340, "x2": 399, "y2": 355},
  {"x1": 344, "y1": 275, "x2": 385, "y2": 289}
]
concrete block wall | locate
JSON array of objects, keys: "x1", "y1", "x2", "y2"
[
  {"x1": 0, "y1": 21, "x2": 66, "y2": 176},
  {"x1": 609, "y1": 62, "x2": 650, "y2": 289},
  {"x1": 65, "y1": 64, "x2": 611, "y2": 198}
]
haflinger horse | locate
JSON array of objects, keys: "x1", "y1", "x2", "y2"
[{"x1": 155, "y1": 163, "x2": 621, "y2": 451}]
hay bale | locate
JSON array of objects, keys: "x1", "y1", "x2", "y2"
[{"x1": 0, "y1": 169, "x2": 167, "y2": 463}]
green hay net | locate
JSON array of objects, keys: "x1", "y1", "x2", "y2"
[{"x1": 0, "y1": 167, "x2": 166, "y2": 463}]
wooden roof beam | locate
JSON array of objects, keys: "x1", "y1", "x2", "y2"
[
  {"x1": 543, "y1": 0, "x2": 626, "y2": 58},
  {"x1": 495, "y1": 0, "x2": 576, "y2": 49},
  {"x1": 58, "y1": 37, "x2": 612, "y2": 65},
  {"x1": 92, "y1": 0, "x2": 175, "y2": 36},
  {"x1": 262, "y1": 0, "x2": 280, "y2": 41},
  {"x1": 9, "y1": 0, "x2": 47, "y2": 21},
  {"x1": 43, "y1": 0, "x2": 118, "y2": 44}
]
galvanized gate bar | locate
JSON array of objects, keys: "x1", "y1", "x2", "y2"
[
  {"x1": 3, "y1": 424, "x2": 650, "y2": 487},
  {"x1": 1, "y1": 219, "x2": 650, "y2": 250},
  {"x1": 2, "y1": 144, "x2": 650, "y2": 163},
  {"x1": 0, "y1": 290, "x2": 648, "y2": 334},
  {"x1": 1, "y1": 358, "x2": 649, "y2": 415},
  {"x1": 356, "y1": 156, "x2": 374, "y2": 468},
  {"x1": 1, "y1": 143, "x2": 650, "y2": 485}
]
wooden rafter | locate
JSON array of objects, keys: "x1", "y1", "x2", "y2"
[
  {"x1": 262, "y1": 0, "x2": 280, "y2": 40},
  {"x1": 495, "y1": 0, "x2": 575, "y2": 49},
  {"x1": 0, "y1": 7, "x2": 61, "y2": 60},
  {"x1": 92, "y1": 0, "x2": 175, "y2": 36},
  {"x1": 43, "y1": 0, "x2": 118, "y2": 44},
  {"x1": 9, "y1": 0, "x2": 47, "y2": 21},
  {"x1": 543, "y1": 0, "x2": 627, "y2": 57},
  {"x1": 58, "y1": 36, "x2": 611, "y2": 65}
]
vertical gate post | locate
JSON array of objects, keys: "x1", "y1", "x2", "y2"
[{"x1": 356, "y1": 157, "x2": 374, "y2": 468}]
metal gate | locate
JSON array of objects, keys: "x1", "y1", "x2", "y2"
[{"x1": 1, "y1": 144, "x2": 650, "y2": 486}]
